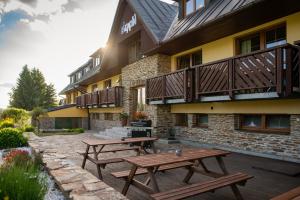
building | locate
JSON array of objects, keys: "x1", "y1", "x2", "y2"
[{"x1": 44, "y1": 0, "x2": 300, "y2": 163}]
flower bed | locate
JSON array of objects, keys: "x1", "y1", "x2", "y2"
[{"x1": 0, "y1": 148, "x2": 65, "y2": 200}]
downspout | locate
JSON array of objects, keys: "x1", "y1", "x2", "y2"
[{"x1": 87, "y1": 108, "x2": 91, "y2": 130}]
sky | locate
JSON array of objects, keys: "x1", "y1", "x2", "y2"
[{"x1": 0, "y1": 0, "x2": 173, "y2": 108}]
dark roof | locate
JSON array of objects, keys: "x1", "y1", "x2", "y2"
[
  {"x1": 128, "y1": 0, "x2": 178, "y2": 42},
  {"x1": 48, "y1": 104, "x2": 76, "y2": 112},
  {"x1": 59, "y1": 62, "x2": 101, "y2": 95},
  {"x1": 164, "y1": 0, "x2": 259, "y2": 41}
]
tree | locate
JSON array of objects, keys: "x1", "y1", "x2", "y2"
[
  {"x1": 9, "y1": 65, "x2": 57, "y2": 110},
  {"x1": 30, "y1": 107, "x2": 47, "y2": 133}
]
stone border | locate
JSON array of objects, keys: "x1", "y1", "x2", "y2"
[{"x1": 27, "y1": 133, "x2": 128, "y2": 200}]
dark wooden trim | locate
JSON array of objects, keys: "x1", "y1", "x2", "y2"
[{"x1": 294, "y1": 40, "x2": 300, "y2": 46}]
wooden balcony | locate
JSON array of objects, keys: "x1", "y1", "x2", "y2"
[
  {"x1": 146, "y1": 44, "x2": 300, "y2": 104},
  {"x1": 76, "y1": 86, "x2": 123, "y2": 108}
]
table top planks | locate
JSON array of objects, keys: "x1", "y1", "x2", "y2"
[
  {"x1": 82, "y1": 137, "x2": 158, "y2": 146},
  {"x1": 123, "y1": 149, "x2": 230, "y2": 168}
]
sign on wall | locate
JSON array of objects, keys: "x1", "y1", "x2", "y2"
[{"x1": 121, "y1": 13, "x2": 137, "y2": 35}]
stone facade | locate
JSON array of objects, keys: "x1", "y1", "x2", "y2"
[
  {"x1": 172, "y1": 113, "x2": 300, "y2": 163},
  {"x1": 39, "y1": 117, "x2": 88, "y2": 130},
  {"x1": 121, "y1": 54, "x2": 173, "y2": 137},
  {"x1": 90, "y1": 113, "x2": 121, "y2": 131}
]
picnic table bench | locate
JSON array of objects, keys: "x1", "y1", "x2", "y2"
[
  {"x1": 271, "y1": 186, "x2": 300, "y2": 200},
  {"x1": 80, "y1": 137, "x2": 158, "y2": 180},
  {"x1": 118, "y1": 148, "x2": 253, "y2": 200}
]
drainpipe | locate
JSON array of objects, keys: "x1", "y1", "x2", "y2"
[{"x1": 87, "y1": 108, "x2": 91, "y2": 130}]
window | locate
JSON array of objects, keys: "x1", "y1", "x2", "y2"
[
  {"x1": 128, "y1": 39, "x2": 141, "y2": 64},
  {"x1": 70, "y1": 76, "x2": 75, "y2": 83},
  {"x1": 193, "y1": 114, "x2": 208, "y2": 127},
  {"x1": 176, "y1": 50, "x2": 202, "y2": 70},
  {"x1": 84, "y1": 67, "x2": 90, "y2": 74},
  {"x1": 239, "y1": 34, "x2": 260, "y2": 54},
  {"x1": 184, "y1": 0, "x2": 205, "y2": 16},
  {"x1": 95, "y1": 57, "x2": 101, "y2": 67},
  {"x1": 104, "y1": 79, "x2": 112, "y2": 88},
  {"x1": 236, "y1": 24, "x2": 286, "y2": 55},
  {"x1": 92, "y1": 84, "x2": 98, "y2": 92},
  {"x1": 175, "y1": 114, "x2": 188, "y2": 127},
  {"x1": 137, "y1": 87, "x2": 146, "y2": 112},
  {"x1": 77, "y1": 72, "x2": 82, "y2": 80},
  {"x1": 239, "y1": 114, "x2": 290, "y2": 134},
  {"x1": 266, "y1": 26, "x2": 286, "y2": 48},
  {"x1": 104, "y1": 113, "x2": 113, "y2": 121}
]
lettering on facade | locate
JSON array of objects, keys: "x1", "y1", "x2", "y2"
[{"x1": 121, "y1": 13, "x2": 137, "y2": 35}]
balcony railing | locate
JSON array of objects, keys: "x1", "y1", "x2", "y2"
[
  {"x1": 146, "y1": 44, "x2": 300, "y2": 104},
  {"x1": 76, "y1": 86, "x2": 123, "y2": 108}
]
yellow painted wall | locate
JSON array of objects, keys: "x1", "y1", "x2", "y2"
[
  {"x1": 89, "y1": 107, "x2": 123, "y2": 114},
  {"x1": 67, "y1": 91, "x2": 81, "y2": 104},
  {"x1": 171, "y1": 12, "x2": 300, "y2": 71},
  {"x1": 47, "y1": 106, "x2": 88, "y2": 118},
  {"x1": 171, "y1": 99, "x2": 300, "y2": 114},
  {"x1": 87, "y1": 74, "x2": 121, "y2": 93}
]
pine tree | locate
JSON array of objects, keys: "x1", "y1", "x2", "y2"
[{"x1": 9, "y1": 65, "x2": 57, "y2": 110}]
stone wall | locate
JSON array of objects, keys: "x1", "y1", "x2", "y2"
[
  {"x1": 39, "y1": 117, "x2": 88, "y2": 130},
  {"x1": 90, "y1": 113, "x2": 121, "y2": 131},
  {"x1": 173, "y1": 114, "x2": 300, "y2": 163},
  {"x1": 121, "y1": 54, "x2": 173, "y2": 137}
]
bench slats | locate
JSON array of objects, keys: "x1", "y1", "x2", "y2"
[
  {"x1": 111, "y1": 162, "x2": 193, "y2": 178},
  {"x1": 151, "y1": 173, "x2": 253, "y2": 200},
  {"x1": 88, "y1": 157, "x2": 124, "y2": 165},
  {"x1": 271, "y1": 186, "x2": 300, "y2": 200},
  {"x1": 77, "y1": 146, "x2": 139, "y2": 155}
]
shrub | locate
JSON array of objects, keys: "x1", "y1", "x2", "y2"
[
  {"x1": 73, "y1": 128, "x2": 84, "y2": 133},
  {"x1": 0, "y1": 118, "x2": 14, "y2": 129},
  {"x1": 24, "y1": 125, "x2": 35, "y2": 132},
  {"x1": 0, "y1": 128, "x2": 27, "y2": 149},
  {"x1": 0, "y1": 149, "x2": 47, "y2": 200},
  {"x1": 1, "y1": 108, "x2": 29, "y2": 128}
]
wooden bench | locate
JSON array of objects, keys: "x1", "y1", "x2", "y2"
[
  {"x1": 111, "y1": 162, "x2": 193, "y2": 179},
  {"x1": 271, "y1": 186, "x2": 300, "y2": 200},
  {"x1": 151, "y1": 172, "x2": 253, "y2": 200},
  {"x1": 77, "y1": 146, "x2": 140, "y2": 155}
]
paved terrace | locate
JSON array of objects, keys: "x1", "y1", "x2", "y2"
[{"x1": 41, "y1": 132, "x2": 300, "y2": 200}]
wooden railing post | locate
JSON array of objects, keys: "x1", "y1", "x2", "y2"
[
  {"x1": 184, "y1": 69, "x2": 188, "y2": 102},
  {"x1": 228, "y1": 58, "x2": 234, "y2": 99},
  {"x1": 162, "y1": 75, "x2": 166, "y2": 103},
  {"x1": 195, "y1": 67, "x2": 199, "y2": 101},
  {"x1": 285, "y1": 47, "x2": 292, "y2": 96},
  {"x1": 276, "y1": 48, "x2": 283, "y2": 96}
]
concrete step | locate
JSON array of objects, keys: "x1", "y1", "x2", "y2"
[{"x1": 94, "y1": 127, "x2": 128, "y2": 139}]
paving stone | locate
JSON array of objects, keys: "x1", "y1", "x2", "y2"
[
  {"x1": 61, "y1": 181, "x2": 84, "y2": 192},
  {"x1": 83, "y1": 181, "x2": 108, "y2": 192}
]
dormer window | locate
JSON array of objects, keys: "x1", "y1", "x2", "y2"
[
  {"x1": 182, "y1": 0, "x2": 206, "y2": 17},
  {"x1": 95, "y1": 57, "x2": 101, "y2": 67},
  {"x1": 77, "y1": 72, "x2": 82, "y2": 80}
]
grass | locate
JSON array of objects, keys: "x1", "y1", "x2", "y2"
[{"x1": 0, "y1": 151, "x2": 47, "y2": 200}]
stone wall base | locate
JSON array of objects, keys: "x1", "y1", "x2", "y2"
[{"x1": 172, "y1": 114, "x2": 300, "y2": 163}]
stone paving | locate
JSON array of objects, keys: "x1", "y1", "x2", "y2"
[
  {"x1": 28, "y1": 133, "x2": 127, "y2": 200},
  {"x1": 30, "y1": 132, "x2": 300, "y2": 200}
]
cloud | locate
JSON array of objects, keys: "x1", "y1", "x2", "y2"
[
  {"x1": 0, "y1": 0, "x2": 119, "y2": 108},
  {"x1": 0, "y1": 82, "x2": 14, "y2": 88}
]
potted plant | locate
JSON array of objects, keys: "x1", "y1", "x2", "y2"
[
  {"x1": 134, "y1": 111, "x2": 152, "y2": 127},
  {"x1": 119, "y1": 112, "x2": 129, "y2": 127}
]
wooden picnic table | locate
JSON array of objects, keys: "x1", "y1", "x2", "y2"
[
  {"x1": 80, "y1": 137, "x2": 158, "y2": 180},
  {"x1": 121, "y1": 148, "x2": 231, "y2": 195}
]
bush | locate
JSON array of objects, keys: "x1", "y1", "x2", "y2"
[
  {"x1": 0, "y1": 118, "x2": 14, "y2": 129},
  {"x1": 24, "y1": 125, "x2": 35, "y2": 132},
  {"x1": 1, "y1": 108, "x2": 29, "y2": 128},
  {"x1": 0, "y1": 151, "x2": 47, "y2": 200},
  {"x1": 73, "y1": 128, "x2": 84, "y2": 133},
  {"x1": 0, "y1": 128, "x2": 27, "y2": 149}
]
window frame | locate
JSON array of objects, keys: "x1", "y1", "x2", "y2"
[
  {"x1": 193, "y1": 114, "x2": 208, "y2": 128},
  {"x1": 175, "y1": 113, "x2": 188, "y2": 127},
  {"x1": 235, "y1": 23, "x2": 286, "y2": 55},
  {"x1": 104, "y1": 79, "x2": 112, "y2": 89},
  {"x1": 104, "y1": 113, "x2": 113, "y2": 121},
  {"x1": 182, "y1": 0, "x2": 206, "y2": 17},
  {"x1": 239, "y1": 114, "x2": 290, "y2": 134},
  {"x1": 176, "y1": 50, "x2": 202, "y2": 70}
]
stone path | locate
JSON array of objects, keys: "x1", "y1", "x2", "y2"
[
  {"x1": 28, "y1": 133, "x2": 127, "y2": 200},
  {"x1": 31, "y1": 132, "x2": 300, "y2": 200}
]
